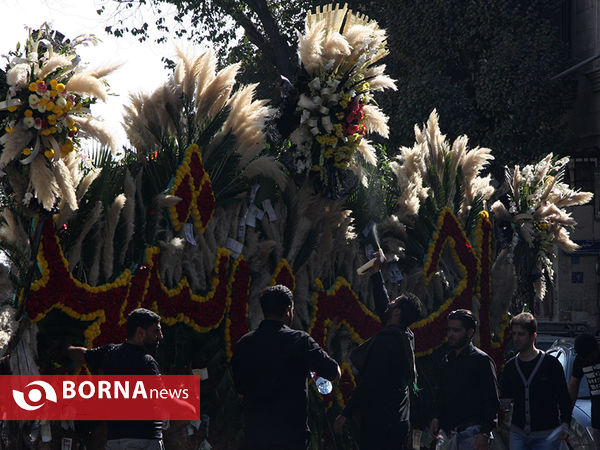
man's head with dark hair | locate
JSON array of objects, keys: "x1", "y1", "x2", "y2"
[
  {"x1": 575, "y1": 334, "x2": 599, "y2": 362},
  {"x1": 448, "y1": 309, "x2": 477, "y2": 331},
  {"x1": 127, "y1": 308, "x2": 161, "y2": 338},
  {"x1": 126, "y1": 308, "x2": 162, "y2": 353},
  {"x1": 510, "y1": 312, "x2": 538, "y2": 353},
  {"x1": 510, "y1": 312, "x2": 537, "y2": 336},
  {"x1": 260, "y1": 285, "x2": 294, "y2": 322},
  {"x1": 447, "y1": 309, "x2": 477, "y2": 351},
  {"x1": 385, "y1": 292, "x2": 425, "y2": 327}
]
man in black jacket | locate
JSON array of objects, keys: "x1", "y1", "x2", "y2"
[
  {"x1": 333, "y1": 255, "x2": 425, "y2": 450},
  {"x1": 231, "y1": 285, "x2": 340, "y2": 450},
  {"x1": 500, "y1": 312, "x2": 570, "y2": 449},
  {"x1": 67, "y1": 308, "x2": 165, "y2": 450},
  {"x1": 430, "y1": 309, "x2": 499, "y2": 450}
]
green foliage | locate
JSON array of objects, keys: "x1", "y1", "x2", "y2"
[
  {"x1": 103, "y1": 0, "x2": 574, "y2": 175},
  {"x1": 0, "y1": 237, "x2": 30, "y2": 294},
  {"x1": 348, "y1": 0, "x2": 575, "y2": 173},
  {"x1": 345, "y1": 145, "x2": 398, "y2": 235}
]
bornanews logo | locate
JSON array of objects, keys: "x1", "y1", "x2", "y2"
[
  {"x1": 13, "y1": 380, "x2": 58, "y2": 411},
  {"x1": 0, "y1": 375, "x2": 200, "y2": 420}
]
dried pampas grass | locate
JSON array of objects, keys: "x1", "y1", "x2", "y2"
[
  {"x1": 102, "y1": 194, "x2": 126, "y2": 280},
  {"x1": 392, "y1": 110, "x2": 494, "y2": 221},
  {"x1": 0, "y1": 127, "x2": 34, "y2": 166},
  {"x1": 243, "y1": 157, "x2": 288, "y2": 188},
  {"x1": 298, "y1": 21, "x2": 325, "y2": 75},
  {"x1": 77, "y1": 169, "x2": 100, "y2": 200},
  {"x1": 31, "y1": 155, "x2": 60, "y2": 211},
  {"x1": 38, "y1": 55, "x2": 74, "y2": 80},
  {"x1": 196, "y1": 63, "x2": 240, "y2": 123},
  {"x1": 175, "y1": 46, "x2": 197, "y2": 98},
  {"x1": 71, "y1": 116, "x2": 118, "y2": 152},
  {"x1": 362, "y1": 104, "x2": 389, "y2": 138},
  {"x1": 52, "y1": 159, "x2": 78, "y2": 211},
  {"x1": 66, "y1": 73, "x2": 108, "y2": 101},
  {"x1": 357, "y1": 139, "x2": 377, "y2": 165},
  {"x1": 193, "y1": 51, "x2": 218, "y2": 103},
  {"x1": 1, "y1": 210, "x2": 29, "y2": 254}
]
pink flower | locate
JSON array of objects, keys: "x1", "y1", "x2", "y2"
[
  {"x1": 36, "y1": 81, "x2": 47, "y2": 94},
  {"x1": 34, "y1": 118, "x2": 43, "y2": 130}
]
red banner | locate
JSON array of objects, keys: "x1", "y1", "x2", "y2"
[{"x1": 0, "y1": 375, "x2": 200, "y2": 420}]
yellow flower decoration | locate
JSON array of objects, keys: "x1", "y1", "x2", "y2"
[{"x1": 61, "y1": 139, "x2": 74, "y2": 153}]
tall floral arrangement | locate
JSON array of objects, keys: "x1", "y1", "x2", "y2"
[
  {"x1": 390, "y1": 110, "x2": 495, "y2": 223},
  {"x1": 492, "y1": 153, "x2": 593, "y2": 309},
  {"x1": 0, "y1": 24, "x2": 117, "y2": 212},
  {"x1": 372, "y1": 110, "x2": 495, "y2": 311},
  {"x1": 291, "y1": 3, "x2": 396, "y2": 197}
]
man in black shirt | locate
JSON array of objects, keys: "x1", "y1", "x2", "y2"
[
  {"x1": 231, "y1": 285, "x2": 340, "y2": 450},
  {"x1": 333, "y1": 254, "x2": 424, "y2": 450},
  {"x1": 568, "y1": 333, "x2": 600, "y2": 440},
  {"x1": 67, "y1": 308, "x2": 165, "y2": 450},
  {"x1": 500, "y1": 313, "x2": 570, "y2": 449},
  {"x1": 430, "y1": 309, "x2": 499, "y2": 450}
]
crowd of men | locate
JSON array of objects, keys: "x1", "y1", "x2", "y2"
[{"x1": 232, "y1": 253, "x2": 597, "y2": 450}]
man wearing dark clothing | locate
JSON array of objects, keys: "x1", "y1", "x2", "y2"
[
  {"x1": 430, "y1": 309, "x2": 499, "y2": 450},
  {"x1": 67, "y1": 308, "x2": 165, "y2": 450},
  {"x1": 231, "y1": 285, "x2": 340, "y2": 450},
  {"x1": 333, "y1": 255, "x2": 424, "y2": 450},
  {"x1": 500, "y1": 313, "x2": 570, "y2": 450},
  {"x1": 569, "y1": 333, "x2": 600, "y2": 439}
]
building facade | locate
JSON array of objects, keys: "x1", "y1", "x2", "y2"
[{"x1": 555, "y1": 0, "x2": 600, "y2": 330}]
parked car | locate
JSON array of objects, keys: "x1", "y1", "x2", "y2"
[{"x1": 547, "y1": 338, "x2": 596, "y2": 449}]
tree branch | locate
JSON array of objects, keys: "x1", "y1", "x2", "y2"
[{"x1": 243, "y1": 0, "x2": 297, "y2": 79}]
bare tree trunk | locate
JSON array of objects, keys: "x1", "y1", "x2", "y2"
[
  {"x1": 244, "y1": 0, "x2": 297, "y2": 79},
  {"x1": 225, "y1": 0, "x2": 297, "y2": 80}
]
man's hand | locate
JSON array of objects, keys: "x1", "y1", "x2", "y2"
[
  {"x1": 66, "y1": 346, "x2": 86, "y2": 365},
  {"x1": 473, "y1": 433, "x2": 490, "y2": 449},
  {"x1": 372, "y1": 251, "x2": 386, "y2": 272},
  {"x1": 333, "y1": 415, "x2": 346, "y2": 434},
  {"x1": 429, "y1": 418, "x2": 439, "y2": 439}
]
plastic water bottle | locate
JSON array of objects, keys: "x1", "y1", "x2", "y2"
[{"x1": 310, "y1": 372, "x2": 332, "y2": 394}]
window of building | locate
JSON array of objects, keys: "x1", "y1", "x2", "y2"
[
  {"x1": 572, "y1": 271, "x2": 584, "y2": 283},
  {"x1": 567, "y1": 158, "x2": 596, "y2": 194}
]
